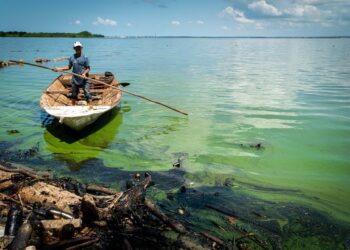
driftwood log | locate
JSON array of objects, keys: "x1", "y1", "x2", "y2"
[
  {"x1": 41, "y1": 219, "x2": 82, "y2": 230},
  {"x1": 0, "y1": 164, "x2": 47, "y2": 180},
  {"x1": 144, "y1": 198, "x2": 186, "y2": 234},
  {"x1": 18, "y1": 182, "x2": 82, "y2": 214},
  {"x1": 0, "y1": 171, "x2": 16, "y2": 192},
  {"x1": 86, "y1": 184, "x2": 116, "y2": 195}
]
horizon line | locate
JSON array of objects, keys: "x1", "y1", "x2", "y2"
[
  {"x1": 105, "y1": 35, "x2": 350, "y2": 38},
  {"x1": 1, "y1": 35, "x2": 350, "y2": 39}
]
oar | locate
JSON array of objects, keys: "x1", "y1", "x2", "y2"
[{"x1": 9, "y1": 60, "x2": 188, "y2": 116}]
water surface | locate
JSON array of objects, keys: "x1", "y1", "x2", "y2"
[{"x1": 0, "y1": 37, "x2": 350, "y2": 225}]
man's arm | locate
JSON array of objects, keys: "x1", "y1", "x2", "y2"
[
  {"x1": 52, "y1": 64, "x2": 72, "y2": 72},
  {"x1": 82, "y1": 57, "x2": 90, "y2": 77},
  {"x1": 82, "y1": 66, "x2": 90, "y2": 77}
]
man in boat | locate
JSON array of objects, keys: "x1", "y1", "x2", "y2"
[{"x1": 53, "y1": 41, "x2": 92, "y2": 104}]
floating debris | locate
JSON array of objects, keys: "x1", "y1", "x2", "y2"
[
  {"x1": 177, "y1": 207, "x2": 186, "y2": 215},
  {"x1": 52, "y1": 57, "x2": 68, "y2": 62},
  {"x1": 250, "y1": 143, "x2": 263, "y2": 150},
  {"x1": 125, "y1": 179, "x2": 135, "y2": 189},
  {"x1": 224, "y1": 177, "x2": 235, "y2": 187},
  {"x1": 6, "y1": 130, "x2": 19, "y2": 135},
  {"x1": 227, "y1": 217, "x2": 237, "y2": 223},
  {"x1": 34, "y1": 58, "x2": 50, "y2": 63},
  {"x1": 0, "y1": 61, "x2": 8, "y2": 68},
  {"x1": 179, "y1": 185, "x2": 187, "y2": 193},
  {"x1": 173, "y1": 158, "x2": 182, "y2": 168},
  {"x1": 238, "y1": 142, "x2": 265, "y2": 150},
  {"x1": 133, "y1": 172, "x2": 141, "y2": 181},
  {"x1": 4, "y1": 205, "x2": 22, "y2": 236},
  {"x1": 0, "y1": 60, "x2": 19, "y2": 68},
  {"x1": 1, "y1": 57, "x2": 68, "y2": 68}
]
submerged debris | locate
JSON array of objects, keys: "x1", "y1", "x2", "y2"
[
  {"x1": 0, "y1": 143, "x2": 39, "y2": 160},
  {"x1": 19, "y1": 144, "x2": 39, "y2": 159},
  {"x1": 227, "y1": 217, "x2": 237, "y2": 223},
  {"x1": 6, "y1": 130, "x2": 19, "y2": 135}
]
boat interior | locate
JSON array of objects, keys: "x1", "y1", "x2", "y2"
[{"x1": 40, "y1": 74, "x2": 121, "y2": 107}]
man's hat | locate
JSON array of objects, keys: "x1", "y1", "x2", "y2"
[{"x1": 73, "y1": 41, "x2": 83, "y2": 48}]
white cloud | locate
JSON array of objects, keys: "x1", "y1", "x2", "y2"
[
  {"x1": 248, "y1": 1, "x2": 282, "y2": 16},
  {"x1": 218, "y1": 1, "x2": 349, "y2": 34},
  {"x1": 171, "y1": 20, "x2": 180, "y2": 25},
  {"x1": 221, "y1": 6, "x2": 255, "y2": 24},
  {"x1": 294, "y1": 0, "x2": 348, "y2": 5},
  {"x1": 284, "y1": 4, "x2": 320, "y2": 18},
  {"x1": 74, "y1": 20, "x2": 81, "y2": 25},
  {"x1": 93, "y1": 17, "x2": 117, "y2": 26},
  {"x1": 127, "y1": 23, "x2": 132, "y2": 27},
  {"x1": 188, "y1": 20, "x2": 204, "y2": 24},
  {"x1": 295, "y1": 0, "x2": 324, "y2": 4},
  {"x1": 221, "y1": 25, "x2": 229, "y2": 30}
]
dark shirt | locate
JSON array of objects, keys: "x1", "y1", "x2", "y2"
[{"x1": 69, "y1": 54, "x2": 90, "y2": 85}]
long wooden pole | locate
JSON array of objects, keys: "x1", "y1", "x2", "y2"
[{"x1": 9, "y1": 60, "x2": 188, "y2": 116}]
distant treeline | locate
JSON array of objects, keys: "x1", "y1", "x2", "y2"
[{"x1": 0, "y1": 31, "x2": 104, "y2": 38}]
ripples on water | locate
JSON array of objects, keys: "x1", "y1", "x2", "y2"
[{"x1": 0, "y1": 37, "x2": 350, "y2": 223}]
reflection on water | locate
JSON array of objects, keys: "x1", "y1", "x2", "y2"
[{"x1": 43, "y1": 107, "x2": 124, "y2": 170}]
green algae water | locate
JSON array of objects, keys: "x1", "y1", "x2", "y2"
[{"x1": 1, "y1": 37, "x2": 350, "y2": 232}]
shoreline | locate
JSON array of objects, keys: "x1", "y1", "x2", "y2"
[{"x1": 0, "y1": 31, "x2": 103, "y2": 38}]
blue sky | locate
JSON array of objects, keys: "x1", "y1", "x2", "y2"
[{"x1": 1, "y1": 0, "x2": 349, "y2": 36}]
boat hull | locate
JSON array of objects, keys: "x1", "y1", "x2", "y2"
[
  {"x1": 44, "y1": 105, "x2": 118, "y2": 131},
  {"x1": 40, "y1": 73, "x2": 122, "y2": 131},
  {"x1": 62, "y1": 111, "x2": 106, "y2": 131}
]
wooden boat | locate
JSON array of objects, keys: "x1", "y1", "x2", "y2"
[{"x1": 40, "y1": 73, "x2": 122, "y2": 131}]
